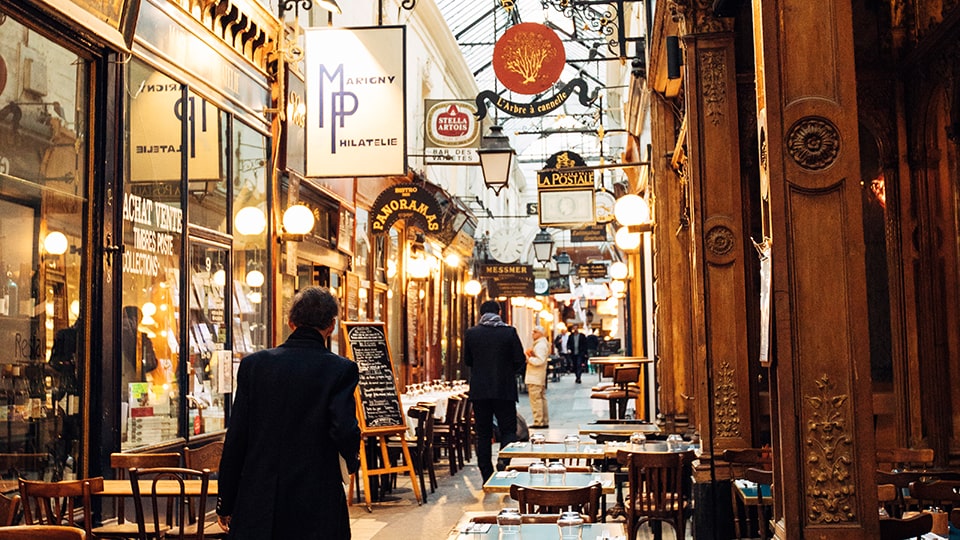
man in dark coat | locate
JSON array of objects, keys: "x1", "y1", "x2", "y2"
[
  {"x1": 464, "y1": 300, "x2": 526, "y2": 482},
  {"x1": 217, "y1": 287, "x2": 361, "y2": 540},
  {"x1": 568, "y1": 324, "x2": 588, "y2": 383}
]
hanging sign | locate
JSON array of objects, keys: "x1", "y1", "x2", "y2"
[
  {"x1": 369, "y1": 183, "x2": 442, "y2": 234},
  {"x1": 571, "y1": 224, "x2": 608, "y2": 243},
  {"x1": 537, "y1": 151, "x2": 596, "y2": 228},
  {"x1": 424, "y1": 100, "x2": 479, "y2": 164},
  {"x1": 480, "y1": 263, "x2": 535, "y2": 297},
  {"x1": 577, "y1": 263, "x2": 608, "y2": 279},
  {"x1": 475, "y1": 79, "x2": 597, "y2": 120},
  {"x1": 305, "y1": 26, "x2": 407, "y2": 177}
]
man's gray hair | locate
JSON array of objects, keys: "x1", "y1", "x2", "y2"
[
  {"x1": 288, "y1": 286, "x2": 339, "y2": 330},
  {"x1": 533, "y1": 325, "x2": 546, "y2": 334}
]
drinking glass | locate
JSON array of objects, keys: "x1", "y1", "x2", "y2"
[
  {"x1": 563, "y1": 434, "x2": 580, "y2": 452},
  {"x1": 629, "y1": 432, "x2": 646, "y2": 447},
  {"x1": 530, "y1": 433, "x2": 546, "y2": 447},
  {"x1": 528, "y1": 460, "x2": 547, "y2": 484},
  {"x1": 497, "y1": 508, "x2": 522, "y2": 539},
  {"x1": 667, "y1": 433, "x2": 684, "y2": 451},
  {"x1": 557, "y1": 511, "x2": 584, "y2": 540},
  {"x1": 547, "y1": 462, "x2": 567, "y2": 485}
]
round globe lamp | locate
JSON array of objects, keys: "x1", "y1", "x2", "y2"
[
  {"x1": 609, "y1": 261, "x2": 628, "y2": 280},
  {"x1": 614, "y1": 194, "x2": 650, "y2": 226},
  {"x1": 464, "y1": 279, "x2": 482, "y2": 296},
  {"x1": 615, "y1": 226, "x2": 641, "y2": 251},
  {"x1": 235, "y1": 206, "x2": 267, "y2": 236},
  {"x1": 44, "y1": 231, "x2": 69, "y2": 255},
  {"x1": 281, "y1": 205, "x2": 315, "y2": 241}
]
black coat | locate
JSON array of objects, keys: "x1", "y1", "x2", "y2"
[
  {"x1": 217, "y1": 327, "x2": 361, "y2": 540},
  {"x1": 464, "y1": 323, "x2": 526, "y2": 401}
]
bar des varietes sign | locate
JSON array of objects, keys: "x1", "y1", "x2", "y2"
[
  {"x1": 424, "y1": 100, "x2": 479, "y2": 164},
  {"x1": 305, "y1": 26, "x2": 406, "y2": 177},
  {"x1": 480, "y1": 263, "x2": 535, "y2": 298}
]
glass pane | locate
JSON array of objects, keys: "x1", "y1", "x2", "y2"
[
  {"x1": 188, "y1": 242, "x2": 229, "y2": 434},
  {"x1": 123, "y1": 59, "x2": 183, "y2": 450},
  {"x1": 232, "y1": 122, "x2": 268, "y2": 360},
  {"x1": 187, "y1": 105, "x2": 227, "y2": 232},
  {"x1": 0, "y1": 16, "x2": 88, "y2": 480}
]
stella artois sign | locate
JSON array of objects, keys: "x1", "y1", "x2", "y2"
[{"x1": 424, "y1": 99, "x2": 479, "y2": 164}]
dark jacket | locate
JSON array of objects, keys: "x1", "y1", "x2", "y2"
[
  {"x1": 217, "y1": 327, "x2": 361, "y2": 540},
  {"x1": 464, "y1": 323, "x2": 526, "y2": 401}
]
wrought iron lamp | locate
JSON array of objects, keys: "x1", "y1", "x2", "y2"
[
  {"x1": 554, "y1": 251, "x2": 573, "y2": 276},
  {"x1": 532, "y1": 228, "x2": 555, "y2": 263},
  {"x1": 477, "y1": 125, "x2": 515, "y2": 195}
]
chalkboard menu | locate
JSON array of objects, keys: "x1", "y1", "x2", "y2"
[{"x1": 342, "y1": 322, "x2": 406, "y2": 433}]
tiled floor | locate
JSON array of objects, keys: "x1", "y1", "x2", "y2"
[{"x1": 347, "y1": 369, "x2": 693, "y2": 539}]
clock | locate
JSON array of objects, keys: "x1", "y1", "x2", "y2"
[
  {"x1": 488, "y1": 228, "x2": 526, "y2": 263},
  {"x1": 595, "y1": 190, "x2": 616, "y2": 223}
]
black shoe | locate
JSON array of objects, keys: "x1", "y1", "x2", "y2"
[
  {"x1": 530, "y1": 424, "x2": 549, "y2": 429},
  {"x1": 575, "y1": 378, "x2": 582, "y2": 383}
]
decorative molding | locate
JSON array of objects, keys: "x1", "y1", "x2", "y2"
[
  {"x1": 804, "y1": 374, "x2": 856, "y2": 523},
  {"x1": 700, "y1": 49, "x2": 726, "y2": 126},
  {"x1": 705, "y1": 224, "x2": 735, "y2": 258},
  {"x1": 667, "y1": 0, "x2": 732, "y2": 34},
  {"x1": 714, "y1": 360, "x2": 740, "y2": 438},
  {"x1": 786, "y1": 117, "x2": 841, "y2": 171}
]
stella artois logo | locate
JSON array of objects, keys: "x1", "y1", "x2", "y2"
[{"x1": 493, "y1": 23, "x2": 565, "y2": 95}]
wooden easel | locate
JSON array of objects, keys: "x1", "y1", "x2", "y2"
[{"x1": 351, "y1": 428, "x2": 422, "y2": 511}]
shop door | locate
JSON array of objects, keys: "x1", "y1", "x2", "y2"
[{"x1": 186, "y1": 238, "x2": 232, "y2": 436}]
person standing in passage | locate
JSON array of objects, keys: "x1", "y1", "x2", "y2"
[
  {"x1": 524, "y1": 325, "x2": 550, "y2": 428},
  {"x1": 217, "y1": 287, "x2": 361, "y2": 540},
  {"x1": 464, "y1": 300, "x2": 526, "y2": 482},
  {"x1": 568, "y1": 324, "x2": 588, "y2": 384},
  {"x1": 554, "y1": 325, "x2": 569, "y2": 373}
]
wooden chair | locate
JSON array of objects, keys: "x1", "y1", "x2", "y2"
[
  {"x1": 433, "y1": 395, "x2": 463, "y2": 475},
  {"x1": 590, "y1": 365, "x2": 641, "y2": 419},
  {"x1": 617, "y1": 449, "x2": 695, "y2": 540},
  {"x1": 18, "y1": 477, "x2": 103, "y2": 536},
  {"x1": 92, "y1": 453, "x2": 181, "y2": 539},
  {"x1": 458, "y1": 397, "x2": 474, "y2": 463},
  {"x1": 743, "y1": 467, "x2": 773, "y2": 540},
  {"x1": 909, "y1": 479, "x2": 960, "y2": 513},
  {"x1": 722, "y1": 448, "x2": 772, "y2": 539},
  {"x1": 386, "y1": 406, "x2": 435, "y2": 501},
  {"x1": 879, "y1": 513, "x2": 933, "y2": 540},
  {"x1": 182, "y1": 442, "x2": 223, "y2": 473},
  {"x1": 508, "y1": 483, "x2": 603, "y2": 523},
  {"x1": 951, "y1": 507, "x2": 960, "y2": 529},
  {"x1": 129, "y1": 467, "x2": 221, "y2": 540},
  {"x1": 876, "y1": 470, "x2": 925, "y2": 517},
  {"x1": 876, "y1": 448, "x2": 934, "y2": 471},
  {"x1": 0, "y1": 525, "x2": 87, "y2": 539},
  {"x1": 0, "y1": 493, "x2": 20, "y2": 527}
]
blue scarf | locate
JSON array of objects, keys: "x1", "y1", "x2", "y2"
[{"x1": 479, "y1": 313, "x2": 508, "y2": 327}]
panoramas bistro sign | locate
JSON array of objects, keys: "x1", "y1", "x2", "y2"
[
  {"x1": 425, "y1": 100, "x2": 480, "y2": 164},
  {"x1": 537, "y1": 151, "x2": 592, "y2": 188},
  {"x1": 480, "y1": 263, "x2": 534, "y2": 297},
  {"x1": 370, "y1": 183, "x2": 441, "y2": 234}
]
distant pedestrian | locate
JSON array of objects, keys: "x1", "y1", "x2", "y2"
[
  {"x1": 568, "y1": 324, "x2": 587, "y2": 383},
  {"x1": 217, "y1": 287, "x2": 361, "y2": 539},
  {"x1": 525, "y1": 325, "x2": 550, "y2": 428},
  {"x1": 464, "y1": 300, "x2": 526, "y2": 482}
]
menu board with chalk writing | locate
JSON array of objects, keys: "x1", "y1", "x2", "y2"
[{"x1": 341, "y1": 322, "x2": 405, "y2": 433}]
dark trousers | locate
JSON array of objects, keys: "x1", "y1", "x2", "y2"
[
  {"x1": 572, "y1": 353, "x2": 586, "y2": 380},
  {"x1": 472, "y1": 398, "x2": 518, "y2": 482}
]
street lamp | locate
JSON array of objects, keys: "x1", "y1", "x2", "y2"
[
  {"x1": 477, "y1": 125, "x2": 514, "y2": 195},
  {"x1": 532, "y1": 228, "x2": 555, "y2": 263},
  {"x1": 278, "y1": 204, "x2": 315, "y2": 243},
  {"x1": 554, "y1": 252, "x2": 573, "y2": 276}
]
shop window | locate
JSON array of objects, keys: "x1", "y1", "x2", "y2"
[
  {"x1": 0, "y1": 16, "x2": 87, "y2": 480},
  {"x1": 187, "y1": 242, "x2": 229, "y2": 434}
]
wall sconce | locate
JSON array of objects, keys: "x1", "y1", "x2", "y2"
[
  {"x1": 235, "y1": 206, "x2": 267, "y2": 236},
  {"x1": 532, "y1": 228, "x2": 555, "y2": 263},
  {"x1": 666, "y1": 36, "x2": 682, "y2": 80},
  {"x1": 554, "y1": 252, "x2": 573, "y2": 276},
  {"x1": 477, "y1": 125, "x2": 515, "y2": 195},
  {"x1": 464, "y1": 279, "x2": 482, "y2": 296},
  {"x1": 407, "y1": 234, "x2": 431, "y2": 279},
  {"x1": 246, "y1": 268, "x2": 265, "y2": 288},
  {"x1": 278, "y1": 204, "x2": 315, "y2": 243},
  {"x1": 609, "y1": 279, "x2": 626, "y2": 296},
  {"x1": 44, "y1": 231, "x2": 69, "y2": 255},
  {"x1": 614, "y1": 194, "x2": 652, "y2": 251},
  {"x1": 213, "y1": 264, "x2": 227, "y2": 287},
  {"x1": 609, "y1": 261, "x2": 628, "y2": 280},
  {"x1": 444, "y1": 252, "x2": 462, "y2": 267}
]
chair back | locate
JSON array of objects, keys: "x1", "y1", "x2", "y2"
[
  {"x1": 183, "y1": 441, "x2": 224, "y2": 473},
  {"x1": 0, "y1": 525, "x2": 86, "y2": 539},
  {"x1": 617, "y1": 449, "x2": 694, "y2": 524},
  {"x1": 508, "y1": 483, "x2": 602, "y2": 522},
  {"x1": 909, "y1": 479, "x2": 960, "y2": 512},
  {"x1": 0, "y1": 492, "x2": 20, "y2": 527},
  {"x1": 129, "y1": 467, "x2": 212, "y2": 540},
  {"x1": 109, "y1": 452, "x2": 180, "y2": 525},
  {"x1": 18, "y1": 477, "x2": 103, "y2": 535},
  {"x1": 612, "y1": 365, "x2": 640, "y2": 387},
  {"x1": 876, "y1": 448, "x2": 934, "y2": 471},
  {"x1": 879, "y1": 513, "x2": 933, "y2": 540}
]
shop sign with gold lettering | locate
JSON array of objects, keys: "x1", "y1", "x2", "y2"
[
  {"x1": 370, "y1": 183, "x2": 441, "y2": 234},
  {"x1": 577, "y1": 263, "x2": 608, "y2": 279},
  {"x1": 538, "y1": 151, "x2": 596, "y2": 228},
  {"x1": 570, "y1": 224, "x2": 608, "y2": 243},
  {"x1": 480, "y1": 263, "x2": 535, "y2": 297}
]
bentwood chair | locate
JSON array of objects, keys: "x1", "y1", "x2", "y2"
[
  {"x1": 617, "y1": 449, "x2": 696, "y2": 540},
  {"x1": 909, "y1": 479, "x2": 960, "y2": 513},
  {"x1": 722, "y1": 448, "x2": 772, "y2": 539},
  {"x1": 876, "y1": 470, "x2": 925, "y2": 517},
  {"x1": 182, "y1": 443, "x2": 223, "y2": 473},
  {"x1": 0, "y1": 492, "x2": 20, "y2": 527},
  {"x1": 508, "y1": 483, "x2": 603, "y2": 523},
  {"x1": 129, "y1": 467, "x2": 221, "y2": 540},
  {"x1": 386, "y1": 406, "x2": 435, "y2": 501},
  {"x1": 18, "y1": 477, "x2": 103, "y2": 536},
  {"x1": 92, "y1": 453, "x2": 181, "y2": 539},
  {"x1": 0, "y1": 525, "x2": 87, "y2": 539},
  {"x1": 743, "y1": 468, "x2": 773, "y2": 540},
  {"x1": 879, "y1": 512, "x2": 933, "y2": 540},
  {"x1": 433, "y1": 395, "x2": 463, "y2": 475},
  {"x1": 876, "y1": 448, "x2": 934, "y2": 471}
]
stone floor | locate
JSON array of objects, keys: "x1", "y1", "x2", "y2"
[{"x1": 347, "y1": 369, "x2": 693, "y2": 539}]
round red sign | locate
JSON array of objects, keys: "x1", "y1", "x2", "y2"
[{"x1": 493, "y1": 23, "x2": 565, "y2": 95}]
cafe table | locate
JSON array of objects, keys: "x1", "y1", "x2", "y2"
[
  {"x1": 497, "y1": 441, "x2": 608, "y2": 461},
  {"x1": 482, "y1": 471, "x2": 617, "y2": 494},
  {"x1": 578, "y1": 423, "x2": 662, "y2": 438},
  {"x1": 447, "y1": 512, "x2": 626, "y2": 539},
  {"x1": 587, "y1": 356, "x2": 652, "y2": 368},
  {"x1": 99, "y1": 479, "x2": 218, "y2": 496}
]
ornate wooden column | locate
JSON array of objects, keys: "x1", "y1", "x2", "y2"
[{"x1": 752, "y1": 0, "x2": 879, "y2": 536}]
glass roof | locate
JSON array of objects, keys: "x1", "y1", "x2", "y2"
[{"x1": 435, "y1": 0, "x2": 635, "y2": 192}]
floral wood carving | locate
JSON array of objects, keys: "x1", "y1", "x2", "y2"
[
  {"x1": 700, "y1": 50, "x2": 726, "y2": 126},
  {"x1": 714, "y1": 361, "x2": 740, "y2": 437},
  {"x1": 787, "y1": 117, "x2": 841, "y2": 171},
  {"x1": 705, "y1": 225, "x2": 735, "y2": 259},
  {"x1": 805, "y1": 374, "x2": 856, "y2": 523}
]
